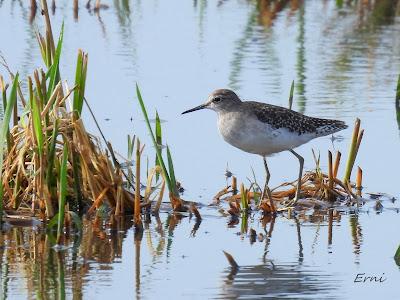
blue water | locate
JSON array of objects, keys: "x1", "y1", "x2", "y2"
[{"x1": 1, "y1": 0, "x2": 400, "y2": 299}]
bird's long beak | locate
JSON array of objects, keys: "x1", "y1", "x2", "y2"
[{"x1": 181, "y1": 103, "x2": 207, "y2": 115}]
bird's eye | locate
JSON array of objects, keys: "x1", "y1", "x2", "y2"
[{"x1": 213, "y1": 97, "x2": 221, "y2": 103}]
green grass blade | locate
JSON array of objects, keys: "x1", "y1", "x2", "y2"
[
  {"x1": 395, "y1": 245, "x2": 400, "y2": 266},
  {"x1": 46, "y1": 120, "x2": 59, "y2": 191},
  {"x1": 73, "y1": 50, "x2": 88, "y2": 117},
  {"x1": 31, "y1": 94, "x2": 44, "y2": 156},
  {"x1": 79, "y1": 53, "x2": 88, "y2": 113},
  {"x1": 166, "y1": 146, "x2": 177, "y2": 195},
  {"x1": 0, "y1": 74, "x2": 19, "y2": 223},
  {"x1": 73, "y1": 50, "x2": 83, "y2": 116},
  {"x1": 57, "y1": 143, "x2": 68, "y2": 244},
  {"x1": 1, "y1": 85, "x2": 11, "y2": 153},
  {"x1": 396, "y1": 73, "x2": 400, "y2": 102},
  {"x1": 47, "y1": 212, "x2": 60, "y2": 229},
  {"x1": 135, "y1": 84, "x2": 174, "y2": 194},
  {"x1": 47, "y1": 22, "x2": 64, "y2": 100},
  {"x1": 155, "y1": 111, "x2": 162, "y2": 182},
  {"x1": 240, "y1": 184, "x2": 248, "y2": 210}
]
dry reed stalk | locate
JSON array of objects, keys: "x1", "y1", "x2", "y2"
[
  {"x1": 333, "y1": 151, "x2": 341, "y2": 178},
  {"x1": 213, "y1": 186, "x2": 231, "y2": 203},
  {"x1": 232, "y1": 176, "x2": 237, "y2": 194},
  {"x1": 356, "y1": 167, "x2": 363, "y2": 197},
  {"x1": 40, "y1": 0, "x2": 55, "y2": 56}
]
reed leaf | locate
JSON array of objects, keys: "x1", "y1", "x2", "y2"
[
  {"x1": 396, "y1": 73, "x2": 400, "y2": 102},
  {"x1": 0, "y1": 74, "x2": 19, "y2": 223},
  {"x1": 394, "y1": 245, "x2": 400, "y2": 266},
  {"x1": 47, "y1": 22, "x2": 64, "y2": 99},
  {"x1": 240, "y1": 183, "x2": 249, "y2": 210},
  {"x1": 155, "y1": 111, "x2": 162, "y2": 182},
  {"x1": 1, "y1": 78, "x2": 11, "y2": 153},
  {"x1": 343, "y1": 119, "x2": 361, "y2": 183},
  {"x1": 57, "y1": 143, "x2": 68, "y2": 244},
  {"x1": 47, "y1": 212, "x2": 59, "y2": 229},
  {"x1": 46, "y1": 119, "x2": 59, "y2": 192},
  {"x1": 166, "y1": 146, "x2": 177, "y2": 195},
  {"x1": 31, "y1": 94, "x2": 44, "y2": 156},
  {"x1": 135, "y1": 84, "x2": 174, "y2": 195},
  {"x1": 73, "y1": 50, "x2": 88, "y2": 117}
]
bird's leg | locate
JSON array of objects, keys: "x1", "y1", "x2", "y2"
[
  {"x1": 261, "y1": 157, "x2": 274, "y2": 211},
  {"x1": 288, "y1": 149, "x2": 304, "y2": 206}
]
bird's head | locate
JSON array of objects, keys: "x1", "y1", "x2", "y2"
[{"x1": 182, "y1": 89, "x2": 242, "y2": 115}]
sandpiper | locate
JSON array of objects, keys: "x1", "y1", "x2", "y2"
[{"x1": 182, "y1": 89, "x2": 348, "y2": 206}]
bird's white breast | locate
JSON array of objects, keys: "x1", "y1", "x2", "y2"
[{"x1": 217, "y1": 112, "x2": 314, "y2": 156}]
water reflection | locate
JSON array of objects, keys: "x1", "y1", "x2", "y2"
[
  {"x1": 219, "y1": 208, "x2": 364, "y2": 299},
  {"x1": 1, "y1": 0, "x2": 400, "y2": 298},
  {"x1": 228, "y1": 5, "x2": 281, "y2": 91},
  {"x1": 296, "y1": 2, "x2": 306, "y2": 113},
  {"x1": 0, "y1": 206, "x2": 397, "y2": 299},
  {"x1": 220, "y1": 263, "x2": 341, "y2": 299},
  {"x1": 0, "y1": 216, "x2": 133, "y2": 299},
  {"x1": 349, "y1": 213, "x2": 363, "y2": 264}
]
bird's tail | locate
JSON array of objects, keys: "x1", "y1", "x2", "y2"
[{"x1": 315, "y1": 119, "x2": 348, "y2": 137}]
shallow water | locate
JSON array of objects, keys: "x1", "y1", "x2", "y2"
[
  {"x1": 1, "y1": 0, "x2": 400, "y2": 299},
  {"x1": 1, "y1": 202, "x2": 400, "y2": 299}
]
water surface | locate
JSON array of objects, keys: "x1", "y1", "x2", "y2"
[{"x1": 0, "y1": 0, "x2": 400, "y2": 299}]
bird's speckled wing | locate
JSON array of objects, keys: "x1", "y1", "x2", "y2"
[{"x1": 245, "y1": 101, "x2": 347, "y2": 136}]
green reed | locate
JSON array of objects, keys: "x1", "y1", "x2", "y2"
[
  {"x1": 135, "y1": 84, "x2": 178, "y2": 198},
  {"x1": 0, "y1": 74, "x2": 19, "y2": 223}
]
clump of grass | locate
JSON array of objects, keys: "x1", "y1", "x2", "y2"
[
  {"x1": 0, "y1": 74, "x2": 19, "y2": 224},
  {"x1": 0, "y1": 1, "x2": 141, "y2": 228}
]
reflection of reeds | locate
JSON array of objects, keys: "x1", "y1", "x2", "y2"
[
  {"x1": 350, "y1": 214, "x2": 362, "y2": 262},
  {"x1": 1, "y1": 216, "x2": 140, "y2": 298}
]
